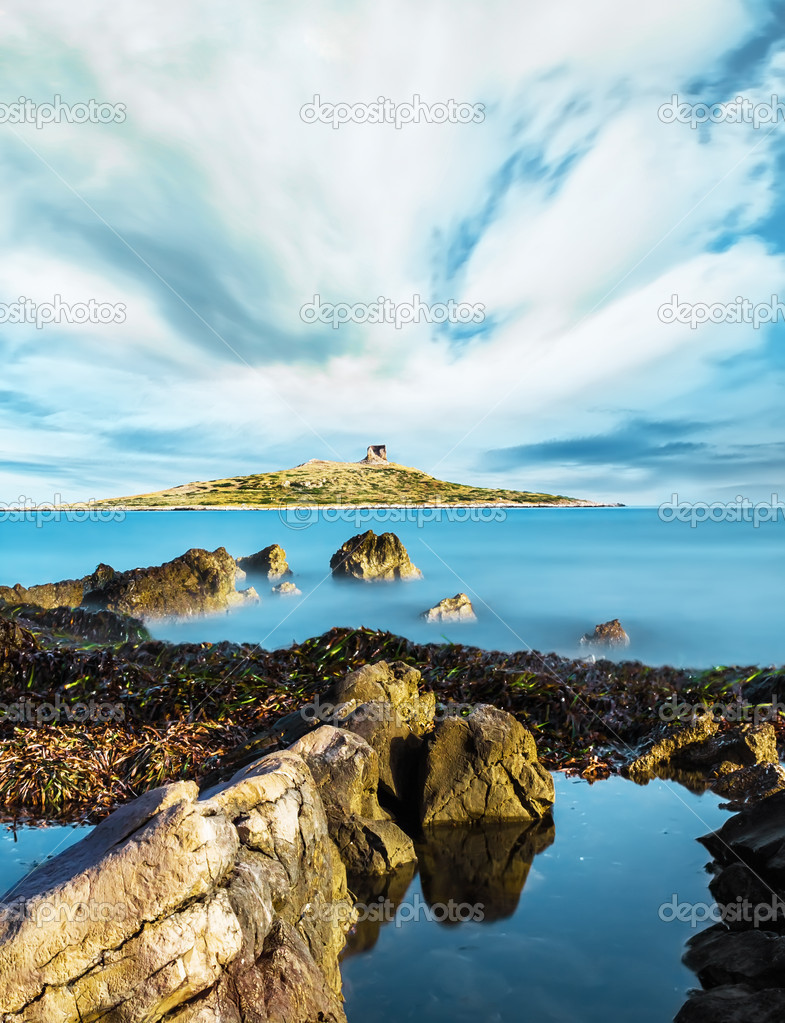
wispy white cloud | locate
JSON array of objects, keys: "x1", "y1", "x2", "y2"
[{"x1": 0, "y1": 0, "x2": 782, "y2": 502}]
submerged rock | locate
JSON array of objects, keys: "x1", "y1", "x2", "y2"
[
  {"x1": 419, "y1": 704, "x2": 555, "y2": 826},
  {"x1": 329, "y1": 530, "x2": 422, "y2": 582},
  {"x1": 237, "y1": 544, "x2": 292, "y2": 580},
  {"x1": 421, "y1": 593, "x2": 476, "y2": 623},
  {"x1": 580, "y1": 618, "x2": 629, "y2": 649}
]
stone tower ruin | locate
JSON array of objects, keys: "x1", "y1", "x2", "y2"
[{"x1": 365, "y1": 444, "x2": 387, "y2": 463}]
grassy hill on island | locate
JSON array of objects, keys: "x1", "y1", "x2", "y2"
[{"x1": 94, "y1": 455, "x2": 603, "y2": 509}]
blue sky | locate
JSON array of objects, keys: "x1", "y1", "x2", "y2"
[{"x1": 0, "y1": 0, "x2": 783, "y2": 504}]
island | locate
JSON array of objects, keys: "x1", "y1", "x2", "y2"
[{"x1": 91, "y1": 444, "x2": 618, "y2": 510}]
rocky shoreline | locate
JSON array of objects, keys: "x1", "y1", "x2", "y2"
[
  {"x1": 0, "y1": 659, "x2": 555, "y2": 1022},
  {"x1": 0, "y1": 536, "x2": 783, "y2": 1021}
]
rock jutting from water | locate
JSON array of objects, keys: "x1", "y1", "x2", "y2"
[
  {"x1": 237, "y1": 543, "x2": 292, "y2": 580},
  {"x1": 0, "y1": 548, "x2": 258, "y2": 620},
  {"x1": 580, "y1": 618, "x2": 630, "y2": 649},
  {"x1": 271, "y1": 580, "x2": 302, "y2": 597},
  {"x1": 329, "y1": 530, "x2": 422, "y2": 581},
  {"x1": 421, "y1": 592, "x2": 477, "y2": 622}
]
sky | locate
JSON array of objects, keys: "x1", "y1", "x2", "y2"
[{"x1": 0, "y1": 0, "x2": 784, "y2": 505}]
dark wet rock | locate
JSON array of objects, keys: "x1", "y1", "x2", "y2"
[
  {"x1": 419, "y1": 704, "x2": 555, "y2": 826},
  {"x1": 271, "y1": 580, "x2": 301, "y2": 596},
  {"x1": 335, "y1": 661, "x2": 435, "y2": 805},
  {"x1": 290, "y1": 726, "x2": 416, "y2": 876},
  {"x1": 329, "y1": 530, "x2": 422, "y2": 582},
  {"x1": 580, "y1": 618, "x2": 629, "y2": 648},
  {"x1": 684, "y1": 926, "x2": 785, "y2": 989},
  {"x1": 237, "y1": 543, "x2": 292, "y2": 580},
  {"x1": 676, "y1": 985, "x2": 785, "y2": 1023},
  {"x1": 421, "y1": 592, "x2": 476, "y2": 623},
  {"x1": 700, "y1": 789, "x2": 785, "y2": 875},
  {"x1": 417, "y1": 818, "x2": 555, "y2": 923},
  {"x1": 83, "y1": 547, "x2": 258, "y2": 619},
  {"x1": 0, "y1": 752, "x2": 351, "y2": 1022},
  {"x1": 709, "y1": 863, "x2": 785, "y2": 931}
]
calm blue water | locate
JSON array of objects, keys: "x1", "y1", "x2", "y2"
[
  {"x1": 0, "y1": 507, "x2": 781, "y2": 666},
  {"x1": 341, "y1": 774, "x2": 729, "y2": 1023},
  {"x1": 0, "y1": 508, "x2": 783, "y2": 667},
  {"x1": 0, "y1": 777, "x2": 727, "y2": 1023}
]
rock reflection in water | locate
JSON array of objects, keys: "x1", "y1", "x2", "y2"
[
  {"x1": 343, "y1": 861, "x2": 417, "y2": 958},
  {"x1": 342, "y1": 816, "x2": 554, "y2": 959},
  {"x1": 418, "y1": 818, "x2": 555, "y2": 924}
]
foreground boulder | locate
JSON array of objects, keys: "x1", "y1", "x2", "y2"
[
  {"x1": 290, "y1": 725, "x2": 416, "y2": 876},
  {"x1": 330, "y1": 530, "x2": 422, "y2": 582},
  {"x1": 580, "y1": 619, "x2": 629, "y2": 648},
  {"x1": 0, "y1": 753, "x2": 351, "y2": 1023},
  {"x1": 237, "y1": 544, "x2": 292, "y2": 580},
  {"x1": 421, "y1": 593, "x2": 476, "y2": 623},
  {"x1": 419, "y1": 704, "x2": 555, "y2": 826},
  {"x1": 335, "y1": 660, "x2": 435, "y2": 804},
  {"x1": 0, "y1": 549, "x2": 257, "y2": 620}
]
